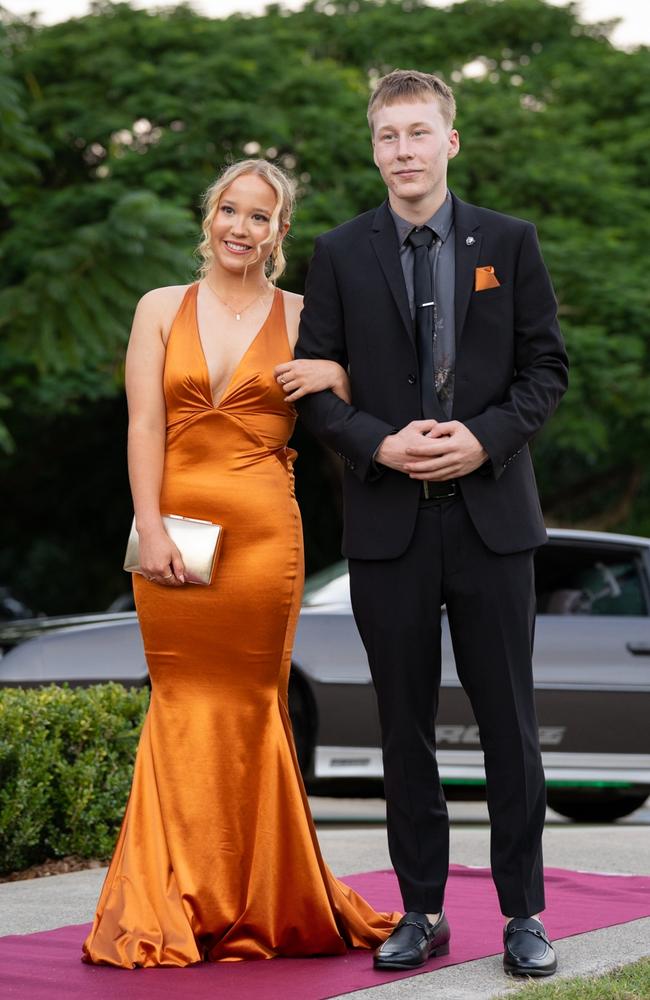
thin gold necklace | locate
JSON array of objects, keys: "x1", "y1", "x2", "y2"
[{"x1": 204, "y1": 276, "x2": 272, "y2": 321}]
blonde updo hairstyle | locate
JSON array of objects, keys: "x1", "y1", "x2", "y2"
[{"x1": 197, "y1": 159, "x2": 296, "y2": 283}]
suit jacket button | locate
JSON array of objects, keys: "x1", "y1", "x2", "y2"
[{"x1": 407, "y1": 373, "x2": 417, "y2": 384}]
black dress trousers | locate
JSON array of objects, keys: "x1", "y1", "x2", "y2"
[{"x1": 349, "y1": 495, "x2": 546, "y2": 918}]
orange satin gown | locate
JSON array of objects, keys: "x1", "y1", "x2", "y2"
[{"x1": 82, "y1": 283, "x2": 399, "y2": 967}]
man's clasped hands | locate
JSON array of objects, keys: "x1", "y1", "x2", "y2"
[{"x1": 377, "y1": 419, "x2": 488, "y2": 481}]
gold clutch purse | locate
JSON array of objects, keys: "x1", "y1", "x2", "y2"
[{"x1": 124, "y1": 514, "x2": 223, "y2": 586}]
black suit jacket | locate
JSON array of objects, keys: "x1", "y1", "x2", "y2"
[{"x1": 295, "y1": 193, "x2": 568, "y2": 558}]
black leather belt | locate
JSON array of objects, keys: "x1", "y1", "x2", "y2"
[{"x1": 422, "y1": 480, "x2": 458, "y2": 501}]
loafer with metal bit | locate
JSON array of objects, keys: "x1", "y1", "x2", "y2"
[
  {"x1": 503, "y1": 916, "x2": 557, "y2": 977},
  {"x1": 374, "y1": 911, "x2": 450, "y2": 970}
]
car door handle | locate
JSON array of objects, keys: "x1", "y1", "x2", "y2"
[{"x1": 626, "y1": 642, "x2": 650, "y2": 656}]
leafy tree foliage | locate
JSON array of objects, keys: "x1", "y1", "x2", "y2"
[{"x1": 1, "y1": 0, "x2": 649, "y2": 610}]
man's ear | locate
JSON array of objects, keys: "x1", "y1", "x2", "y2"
[{"x1": 448, "y1": 129, "x2": 460, "y2": 161}]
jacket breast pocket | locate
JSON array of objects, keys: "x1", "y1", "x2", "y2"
[
  {"x1": 473, "y1": 282, "x2": 509, "y2": 301},
  {"x1": 467, "y1": 282, "x2": 514, "y2": 339}
]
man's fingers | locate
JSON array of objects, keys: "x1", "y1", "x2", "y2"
[
  {"x1": 407, "y1": 464, "x2": 450, "y2": 475},
  {"x1": 409, "y1": 469, "x2": 458, "y2": 481},
  {"x1": 425, "y1": 421, "x2": 456, "y2": 438},
  {"x1": 405, "y1": 441, "x2": 450, "y2": 457},
  {"x1": 408, "y1": 461, "x2": 460, "y2": 480},
  {"x1": 408, "y1": 419, "x2": 438, "y2": 433},
  {"x1": 405, "y1": 453, "x2": 459, "y2": 472},
  {"x1": 405, "y1": 442, "x2": 449, "y2": 462}
]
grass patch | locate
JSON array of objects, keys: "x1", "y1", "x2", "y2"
[{"x1": 506, "y1": 957, "x2": 650, "y2": 999}]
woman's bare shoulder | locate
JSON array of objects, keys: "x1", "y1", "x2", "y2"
[
  {"x1": 280, "y1": 288, "x2": 304, "y2": 310},
  {"x1": 131, "y1": 285, "x2": 191, "y2": 344},
  {"x1": 137, "y1": 283, "x2": 193, "y2": 315},
  {"x1": 133, "y1": 284, "x2": 194, "y2": 343},
  {"x1": 280, "y1": 289, "x2": 303, "y2": 346}
]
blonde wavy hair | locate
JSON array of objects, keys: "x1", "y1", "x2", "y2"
[{"x1": 196, "y1": 159, "x2": 296, "y2": 283}]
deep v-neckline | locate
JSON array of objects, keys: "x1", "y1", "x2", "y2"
[{"x1": 194, "y1": 283, "x2": 279, "y2": 409}]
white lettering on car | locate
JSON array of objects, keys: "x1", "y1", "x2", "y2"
[{"x1": 436, "y1": 725, "x2": 566, "y2": 746}]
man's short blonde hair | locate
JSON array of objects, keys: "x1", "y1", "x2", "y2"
[{"x1": 367, "y1": 69, "x2": 456, "y2": 133}]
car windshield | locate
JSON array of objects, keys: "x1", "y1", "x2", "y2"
[{"x1": 302, "y1": 561, "x2": 349, "y2": 606}]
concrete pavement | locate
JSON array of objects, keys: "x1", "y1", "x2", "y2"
[{"x1": 2, "y1": 800, "x2": 649, "y2": 999}]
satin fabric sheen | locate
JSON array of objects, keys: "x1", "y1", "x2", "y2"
[{"x1": 82, "y1": 284, "x2": 400, "y2": 967}]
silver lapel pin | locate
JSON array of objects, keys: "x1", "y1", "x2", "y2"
[{"x1": 465, "y1": 236, "x2": 475, "y2": 246}]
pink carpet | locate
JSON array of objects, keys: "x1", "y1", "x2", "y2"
[{"x1": 3, "y1": 865, "x2": 650, "y2": 999}]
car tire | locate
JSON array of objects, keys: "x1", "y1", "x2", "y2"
[
  {"x1": 288, "y1": 668, "x2": 316, "y2": 776},
  {"x1": 547, "y1": 789, "x2": 649, "y2": 823}
]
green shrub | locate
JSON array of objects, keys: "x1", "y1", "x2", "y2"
[{"x1": 0, "y1": 684, "x2": 149, "y2": 874}]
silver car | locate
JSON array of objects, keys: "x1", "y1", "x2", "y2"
[{"x1": 2, "y1": 528, "x2": 649, "y2": 821}]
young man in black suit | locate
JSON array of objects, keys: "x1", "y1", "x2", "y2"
[{"x1": 278, "y1": 70, "x2": 568, "y2": 977}]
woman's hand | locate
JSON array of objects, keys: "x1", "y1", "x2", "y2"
[
  {"x1": 137, "y1": 523, "x2": 186, "y2": 586},
  {"x1": 274, "y1": 359, "x2": 351, "y2": 404}
]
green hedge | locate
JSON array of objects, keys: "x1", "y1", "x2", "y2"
[{"x1": 0, "y1": 684, "x2": 149, "y2": 874}]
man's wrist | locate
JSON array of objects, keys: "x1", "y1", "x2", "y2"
[
  {"x1": 372, "y1": 440, "x2": 385, "y2": 468},
  {"x1": 375, "y1": 435, "x2": 393, "y2": 467},
  {"x1": 370, "y1": 432, "x2": 398, "y2": 478}
]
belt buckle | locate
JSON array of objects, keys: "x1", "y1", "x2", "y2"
[{"x1": 423, "y1": 481, "x2": 457, "y2": 500}]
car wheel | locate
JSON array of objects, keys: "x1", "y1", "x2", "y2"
[
  {"x1": 288, "y1": 668, "x2": 316, "y2": 775},
  {"x1": 547, "y1": 789, "x2": 649, "y2": 823}
]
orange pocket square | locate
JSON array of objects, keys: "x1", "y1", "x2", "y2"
[{"x1": 474, "y1": 265, "x2": 501, "y2": 291}]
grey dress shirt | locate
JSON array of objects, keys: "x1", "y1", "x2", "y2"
[{"x1": 389, "y1": 193, "x2": 456, "y2": 416}]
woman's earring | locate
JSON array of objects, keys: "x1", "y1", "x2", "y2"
[{"x1": 268, "y1": 244, "x2": 279, "y2": 274}]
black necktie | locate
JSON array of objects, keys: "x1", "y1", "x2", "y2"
[{"x1": 407, "y1": 226, "x2": 437, "y2": 418}]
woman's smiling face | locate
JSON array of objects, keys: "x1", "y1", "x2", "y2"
[{"x1": 210, "y1": 173, "x2": 279, "y2": 275}]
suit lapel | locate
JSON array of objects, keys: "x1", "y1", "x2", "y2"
[
  {"x1": 370, "y1": 201, "x2": 448, "y2": 421},
  {"x1": 370, "y1": 196, "x2": 483, "y2": 350},
  {"x1": 452, "y1": 193, "x2": 482, "y2": 349},
  {"x1": 369, "y1": 201, "x2": 414, "y2": 344}
]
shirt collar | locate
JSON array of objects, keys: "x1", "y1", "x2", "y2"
[{"x1": 389, "y1": 190, "x2": 454, "y2": 247}]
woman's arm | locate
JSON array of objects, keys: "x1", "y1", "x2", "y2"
[
  {"x1": 125, "y1": 289, "x2": 185, "y2": 585},
  {"x1": 274, "y1": 359, "x2": 351, "y2": 404},
  {"x1": 277, "y1": 288, "x2": 351, "y2": 403}
]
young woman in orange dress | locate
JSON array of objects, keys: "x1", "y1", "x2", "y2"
[{"x1": 82, "y1": 159, "x2": 399, "y2": 968}]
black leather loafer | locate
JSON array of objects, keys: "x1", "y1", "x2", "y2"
[
  {"x1": 374, "y1": 911, "x2": 450, "y2": 970},
  {"x1": 503, "y1": 916, "x2": 557, "y2": 977}
]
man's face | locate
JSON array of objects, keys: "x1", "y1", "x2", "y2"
[{"x1": 371, "y1": 99, "x2": 459, "y2": 205}]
